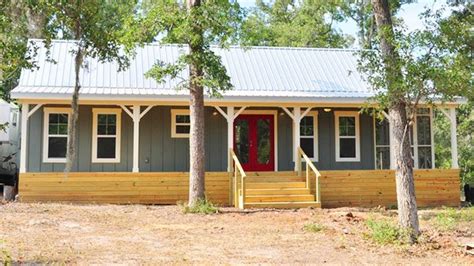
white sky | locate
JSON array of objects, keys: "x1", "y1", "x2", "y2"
[{"x1": 238, "y1": 0, "x2": 452, "y2": 48}]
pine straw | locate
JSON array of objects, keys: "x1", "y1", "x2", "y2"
[{"x1": 0, "y1": 203, "x2": 472, "y2": 264}]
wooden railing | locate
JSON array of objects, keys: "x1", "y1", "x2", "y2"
[
  {"x1": 296, "y1": 147, "x2": 321, "y2": 203},
  {"x1": 229, "y1": 148, "x2": 247, "y2": 209}
]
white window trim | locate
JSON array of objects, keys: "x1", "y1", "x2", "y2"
[
  {"x1": 92, "y1": 108, "x2": 121, "y2": 163},
  {"x1": 373, "y1": 116, "x2": 390, "y2": 169},
  {"x1": 43, "y1": 107, "x2": 71, "y2": 163},
  {"x1": 171, "y1": 109, "x2": 190, "y2": 138},
  {"x1": 299, "y1": 111, "x2": 319, "y2": 161},
  {"x1": 412, "y1": 107, "x2": 434, "y2": 169},
  {"x1": 335, "y1": 111, "x2": 360, "y2": 162}
]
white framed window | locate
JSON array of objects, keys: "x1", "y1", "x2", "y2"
[
  {"x1": 374, "y1": 117, "x2": 390, "y2": 169},
  {"x1": 92, "y1": 108, "x2": 121, "y2": 163},
  {"x1": 171, "y1": 109, "x2": 190, "y2": 138},
  {"x1": 412, "y1": 108, "x2": 433, "y2": 169},
  {"x1": 335, "y1": 111, "x2": 360, "y2": 162},
  {"x1": 300, "y1": 111, "x2": 318, "y2": 161},
  {"x1": 43, "y1": 107, "x2": 71, "y2": 163}
]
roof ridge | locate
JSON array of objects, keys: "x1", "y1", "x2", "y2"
[{"x1": 28, "y1": 39, "x2": 366, "y2": 52}]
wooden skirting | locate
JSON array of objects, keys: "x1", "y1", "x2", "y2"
[
  {"x1": 19, "y1": 172, "x2": 230, "y2": 205},
  {"x1": 313, "y1": 169, "x2": 460, "y2": 208},
  {"x1": 19, "y1": 169, "x2": 460, "y2": 208}
]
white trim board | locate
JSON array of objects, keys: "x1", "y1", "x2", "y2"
[
  {"x1": 91, "y1": 108, "x2": 122, "y2": 163},
  {"x1": 42, "y1": 107, "x2": 72, "y2": 163},
  {"x1": 334, "y1": 111, "x2": 360, "y2": 162}
]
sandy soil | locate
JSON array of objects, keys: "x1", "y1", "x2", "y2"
[{"x1": 0, "y1": 202, "x2": 472, "y2": 264}]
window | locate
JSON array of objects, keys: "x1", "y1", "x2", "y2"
[
  {"x1": 335, "y1": 111, "x2": 360, "y2": 162},
  {"x1": 43, "y1": 108, "x2": 71, "y2": 163},
  {"x1": 171, "y1": 109, "x2": 190, "y2": 138},
  {"x1": 299, "y1": 111, "x2": 318, "y2": 161},
  {"x1": 374, "y1": 117, "x2": 390, "y2": 169},
  {"x1": 92, "y1": 109, "x2": 121, "y2": 163},
  {"x1": 414, "y1": 108, "x2": 433, "y2": 169}
]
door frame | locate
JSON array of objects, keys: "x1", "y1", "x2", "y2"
[{"x1": 235, "y1": 110, "x2": 278, "y2": 171}]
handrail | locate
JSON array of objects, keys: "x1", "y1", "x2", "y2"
[
  {"x1": 297, "y1": 147, "x2": 321, "y2": 203},
  {"x1": 229, "y1": 148, "x2": 247, "y2": 209}
]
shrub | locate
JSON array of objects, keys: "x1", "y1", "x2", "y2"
[
  {"x1": 434, "y1": 207, "x2": 474, "y2": 231},
  {"x1": 180, "y1": 198, "x2": 219, "y2": 214},
  {"x1": 365, "y1": 218, "x2": 406, "y2": 245},
  {"x1": 303, "y1": 222, "x2": 325, "y2": 233}
]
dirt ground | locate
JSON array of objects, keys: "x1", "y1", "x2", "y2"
[{"x1": 0, "y1": 202, "x2": 472, "y2": 264}]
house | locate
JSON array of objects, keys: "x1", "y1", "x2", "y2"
[{"x1": 11, "y1": 39, "x2": 461, "y2": 208}]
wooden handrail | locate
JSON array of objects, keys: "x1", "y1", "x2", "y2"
[
  {"x1": 229, "y1": 148, "x2": 247, "y2": 209},
  {"x1": 297, "y1": 147, "x2": 321, "y2": 203}
]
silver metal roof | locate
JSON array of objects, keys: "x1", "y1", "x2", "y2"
[{"x1": 12, "y1": 39, "x2": 373, "y2": 102}]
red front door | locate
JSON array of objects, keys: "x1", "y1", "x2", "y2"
[{"x1": 234, "y1": 115, "x2": 275, "y2": 171}]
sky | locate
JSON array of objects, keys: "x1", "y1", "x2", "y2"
[{"x1": 237, "y1": 0, "x2": 452, "y2": 48}]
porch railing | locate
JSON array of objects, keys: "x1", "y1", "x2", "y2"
[
  {"x1": 296, "y1": 147, "x2": 321, "y2": 203},
  {"x1": 229, "y1": 148, "x2": 247, "y2": 209}
]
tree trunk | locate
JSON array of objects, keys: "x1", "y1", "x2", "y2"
[
  {"x1": 187, "y1": 0, "x2": 206, "y2": 206},
  {"x1": 372, "y1": 0, "x2": 420, "y2": 242},
  {"x1": 64, "y1": 47, "x2": 83, "y2": 174}
]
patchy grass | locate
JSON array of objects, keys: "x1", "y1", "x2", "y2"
[
  {"x1": 1, "y1": 240, "x2": 12, "y2": 264},
  {"x1": 303, "y1": 222, "x2": 325, "y2": 233},
  {"x1": 365, "y1": 218, "x2": 407, "y2": 245},
  {"x1": 434, "y1": 207, "x2": 474, "y2": 231},
  {"x1": 180, "y1": 198, "x2": 219, "y2": 214}
]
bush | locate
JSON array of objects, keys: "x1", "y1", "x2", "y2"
[
  {"x1": 366, "y1": 218, "x2": 407, "y2": 245},
  {"x1": 180, "y1": 198, "x2": 219, "y2": 214},
  {"x1": 434, "y1": 207, "x2": 474, "y2": 231},
  {"x1": 303, "y1": 222, "x2": 325, "y2": 233}
]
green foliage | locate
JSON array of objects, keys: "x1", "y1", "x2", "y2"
[
  {"x1": 0, "y1": 239, "x2": 11, "y2": 265},
  {"x1": 303, "y1": 222, "x2": 325, "y2": 233},
  {"x1": 359, "y1": 4, "x2": 473, "y2": 114},
  {"x1": 180, "y1": 198, "x2": 219, "y2": 214},
  {"x1": 122, "y1": 0, "x2": 243, "y2": 97},
  {"x1": 365, "y1": 218, "x2": 409, "y2": 245},
  {"x1": 241, "y1": 0, "x2": 352, "y2": 48},
  {"x1": 435, "y1": 102, "x2": 474, "y2": 185},
  {"x1": 434, "y1": 207, "x2": 474, "y2": 231}
]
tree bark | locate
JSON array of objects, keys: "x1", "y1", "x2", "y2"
[
  {"x1": 187, "y1": 0, "x2": 206, "y2": 206},
  {"x1": 64, "y1": 47, "x2": 83, "y2": 174},
  {"x1": 372, "y1": 0, "x2": 420, "y2": 242}
]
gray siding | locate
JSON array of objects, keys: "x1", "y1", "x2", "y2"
[{"x1": 27, "y1": 105, "x2": 374, "y2": 172}]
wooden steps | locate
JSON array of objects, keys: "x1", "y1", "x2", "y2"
[{"x1": 240, "y1": 172, "x2": 320, "y2": 209}]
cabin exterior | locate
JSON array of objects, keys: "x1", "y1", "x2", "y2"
[{"x1": 11, "y1": 40, "x2": 461, "y2": 208}]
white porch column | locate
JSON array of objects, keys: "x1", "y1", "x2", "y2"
[
  {"x1": 449, "y1": 107, "x2": 459, "y2": 169},
  {"x1": 227, "y1": 106, "x2": 235, "y2": 171},
  {"x1": 132, "y1": 105, "x2": 140, "y2": 173},
  {"x1": 19, "y1": 103, "x2": 29, "y2": 173},
  {"x1": 293, "y1": 107, "x2": 301, "y2": 171}
]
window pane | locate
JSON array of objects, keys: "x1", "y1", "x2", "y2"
[
  {"x1": 49, "y1": 113, "x2": 68, "y2": 136},
  {"x1": 235, "y1": 120, "x2": 249, "y2": 163},
  {"x1": 58, "y1": 124, "x2": 68, "y2": 135},
  {"x1": 176, "y1": 115, "x2": 190, "y2": 123},
  {"x1": 97, "y1": 137, "x2": 116, "y2": 159},
  {"x1": 301, "y1": 138, "x2": 314, "y2": 158},
  {"x1": 176, "y1": 125, "x2": 190, "y2": 134},
  {"x1": 98, "y1": 114, "x2": 107, "y2": 124},
  {"x1": 58, "y1": 114, "x2": 68, "y2": 124},
  {"x1": 339, "y1": 117, "x2": 355, "y2": 136},
  {"x1": 340, "y1": 138, "x2": 356, "y2": 158},
  {"x1": 98, "y1": 125, "x2": 107, "y2": 135},
  {"x1": 107, "y1": 125, "x2": 116, "y2": 135},
  {"x1": 418, "y1": 147, "x2": 432, "y2": 169},
  {"x1": 375, "y1": 147, "x2": 390, "y2": 169},
  {"x1": 300, "y1": 116, "x2": 314, "y2": 136},
  {"x1": 257, "y1": 118, "x2": 271, "y2": 164},
  {"x1": 375, "y1": 119, "x2": 390, "y2": 145},
  {"x1": 417, "y1": 116, "x2": 431, "y2": 145},
  {"x1": 49, "y1": 125, "x2": 58, "y2": 135},
  {"x1": 49, "y1": 113, "x2": 59, "y2": 124},
  {"x1": 107, "y1": 115, "x2": 116, "y2": 125},
  {"x1": 48, "y1": 137, "x2": 67, "y2": 158},
  {"x1": 417, "y1": 108, "x2": 430, "y2": 115}
]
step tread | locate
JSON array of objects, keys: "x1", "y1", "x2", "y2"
[{"x1": 245, "y1": 201, "x2": 321, "y2": 209}]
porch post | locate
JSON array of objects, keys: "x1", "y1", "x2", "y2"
[
  {"x1": 19, "y1": 103, "x2": 29, "y2": 173},
  {"x1": 293, "y1": 107, "x2": 301, "y2": 171},
  {"x1": 132, "y1": 105, "x2": 140, "y2": 173},
  {"x1": 449, "y1": 107, "x2": 459, "y2": 169},
  {"x1": 227, "y1": 106, "x2": 234, "y2": 171}
]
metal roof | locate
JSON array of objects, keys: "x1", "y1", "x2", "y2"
[{"x1": 11, "y1": 39, "x2": 373, "y2": 102}]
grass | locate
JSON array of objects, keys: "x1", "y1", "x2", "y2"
[
  {"x1": 180, "y1": 198, "x2": 219, "y2": 214},
  {"x1": 1, "y1": 240, "x2": 12, "y2": 265},
  {"x1": 434, "y1": 207, "x2": 474, "y2": 231},
  {"x1": 365, "y1": 218, "x2": 407, "y2": 245},
  {"x1": 303, "y1": 222, "x2": 325, "y2": 233}
]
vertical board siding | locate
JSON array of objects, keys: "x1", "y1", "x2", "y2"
[
  {"x1": 311, "y1": 169, "x2": 460, "y2": 208},
  {"x1": 19, "y1": 172, "x2": 230, "y2": 205}
]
